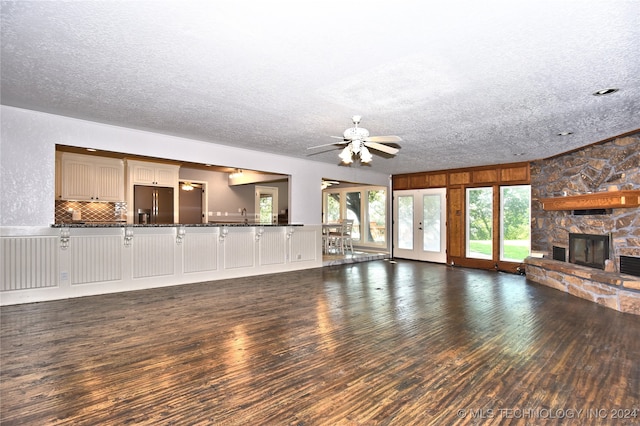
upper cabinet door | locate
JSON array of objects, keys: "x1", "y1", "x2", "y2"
[
  {"x1": 128, "y1": 161, "x2": 178, "y2": 186},
  {"x1": 93, "y1": 160, "x2": 124, "y2": 201},
  {"x1": 61, "y1": 157, "x2": 94, "y2": 200},
  {"x1": 154, "y1": 166, "x2": 178, "y2": 186},
  {"x1": 59, "y1": 153, "x2": 124, "y2": 201},
  {"x1": 131, "y1": 163, "x2": 157, "y2": 185}
]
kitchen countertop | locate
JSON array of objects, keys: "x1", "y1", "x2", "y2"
[{"x1": 51, "y1": 223, "x2": 303, "y2": 228}]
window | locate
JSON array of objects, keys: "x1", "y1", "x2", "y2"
[
  {"x1": 325, "y1": 192, "x2": 340, "y2": 223},
  {"x1": 466, "y1": 187, "x2": 493, "y2": 259},
  {"x1": 323, "y1": 186, "x2": 387, "y2": 248},
  {"x1": 500, "y1": 185, "x2": 531, "y2": 262},
  {"x1": 346, "y1": 191, "x2": 361, "y2": 241},
  {"x1": 367, "y1": 189, "x2": 386, "y2": 244}
]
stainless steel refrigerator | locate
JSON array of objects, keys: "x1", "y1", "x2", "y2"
[{"x1": 133, "y1": 185, "x2": 174, "y2": 224}]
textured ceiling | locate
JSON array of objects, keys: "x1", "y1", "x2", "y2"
[{"x1": 2, "y1": 0, "x2": 639, "y2": 175}]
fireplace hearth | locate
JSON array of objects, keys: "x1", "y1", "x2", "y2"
[{"x1": 569, "y1": 233, "x2": 610, "y2": 270}]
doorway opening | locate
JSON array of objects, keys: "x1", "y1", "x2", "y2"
[
  {"x1": 179, "y1": 180, "x2": 207, "y2": 224},
  {"x1": 255, "y1": 186, "x2": 278, "y2": 224}
]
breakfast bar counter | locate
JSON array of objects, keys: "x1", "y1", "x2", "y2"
[{"x1": 1, "y1": 223, "x2": 321, "y2": 305}]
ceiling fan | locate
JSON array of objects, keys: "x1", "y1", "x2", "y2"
[
  {"x1": 321, "y1": 180, "x2": 340, "y2": 189},
  {"x1": 308, "y1": 116, "x2": 401, "y2": 164}
]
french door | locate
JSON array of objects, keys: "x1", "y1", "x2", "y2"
[{"x1": 393, "y1": 188, "x2": 447, "y2": 262}]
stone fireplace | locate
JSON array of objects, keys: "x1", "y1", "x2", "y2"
[{"x1": 525, "y1": 133, "x2": 640, "y2": 315}]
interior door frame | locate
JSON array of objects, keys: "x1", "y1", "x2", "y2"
[
  {"x1": 178, "y1": 180, "x2": 208, "y2": 224},
  {"x1": 393, "y1": 188, "x2": 447, "y2": 263},
  {"x1": 255, "y1": 185, "x2": 279, "y2": 224}
]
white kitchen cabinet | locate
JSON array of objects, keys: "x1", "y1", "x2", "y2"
[
  {"x1": 59, "y1": 153, "x2": 124, "y2": 202},
  {"x1": 127, "y1": 160, "x2": 179, "y2": 186},
  {"x1": 55, "y1": 151, "x2": 62, "y2": 199}
]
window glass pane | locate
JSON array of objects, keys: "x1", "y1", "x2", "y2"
[
  {"x1": 398, "y1": 195, "x2": 414, "y2": 250},
  {"x1": 259, "y1": 194, "x2": 273, "y2": 224},
  {"x1": 326, "y1": 193, "x2": 340, "y2": 223},
  {"x1": 367, "y1": 190, "x2": 386, "y2": 243},
  {"x1": 346, "y1": 192, "x2": 361, "y2": 241},
  {"x1": 423, "y1": 194, "x2": 441, "y2": 252},
  {"x1": 466, "y1": 187, "x2": 493, "y2": 259},
  {"x1": 500, "y1": 185, "x2": 531, "y2": 262}
]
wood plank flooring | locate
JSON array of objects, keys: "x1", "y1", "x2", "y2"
[{"x1": 2, "y1": 260, "x2": 639, "y2": 425}]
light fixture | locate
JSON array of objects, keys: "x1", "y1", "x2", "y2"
[
  {"x1": 557, "y1": 131, "x2": 573, "y2": 136},
  {"x1": 359, "y1": 146, "x2": 373, "y2": 163},
  {"x1": 229, "y1": 169, "x2": 244, "y2": 179},
  {"x1": 181, "y1": 182, "x2": 194, "y2": 191},
  {"x1": 339, "y1": 146, "x2": 353, "y2": 164},
  {"x1": 592, "y1": 88, "x2": 619, "y2": 96},
  {"x1": 321, "y1": 180, "x2": 339, "y2": 189},
  {"x1": 339, "y1": 140, "x2": 376, "y2": 164}
]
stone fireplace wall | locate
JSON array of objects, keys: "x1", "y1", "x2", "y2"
[
  {"x1": 526, "y1": 132, "x2": 640, "y2": 315},
  {"x1": 530, "y1": 133, "x2": 640, "y2": 271}
]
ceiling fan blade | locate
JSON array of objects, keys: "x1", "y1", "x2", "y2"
[
  {"x1": 363, "y1": 135, "x2": 402, "y2": 143},
  {"x1": 364, "y1": 141, "x2": 400, "y2": 155},
  {"x1": 307, "y1": 141, "x2": 346, "y2": 150}
]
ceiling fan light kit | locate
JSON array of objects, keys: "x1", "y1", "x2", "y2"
[
  {"x1": 339, "y1": 146, "x2": 354, "y2": 164},
  {"x1": 308, "y1": 116, "x2": 401, "y2": 165}
]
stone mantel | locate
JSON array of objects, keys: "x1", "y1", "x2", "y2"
[
  {"x1": 525, "y1": 256, "x2": 640, "y2": 315},
  {"x1": 539, "y1": 190, "x2": 640, "y2": 211}
]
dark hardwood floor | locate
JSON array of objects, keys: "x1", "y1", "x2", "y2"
[{"x1": 2, "y1": 260, "x2": 639, "y2": 425}]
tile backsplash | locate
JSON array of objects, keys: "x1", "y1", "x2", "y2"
[{"x1": 55, "y1": 200, "x2": 127, "y2": 223}]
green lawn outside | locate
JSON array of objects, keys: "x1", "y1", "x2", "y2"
[{"x1": 469, "y1": 240, "x2": 530, "y2": 261}]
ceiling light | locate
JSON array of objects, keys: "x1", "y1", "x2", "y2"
[
  {"x1": 86, "y1": 148, "x2": 97, "y2": 152},
  {"x1": 592, "y1": 88, "x2": 619, "y2": 96},
  {"x1": 339, "y1": 146, "x2": 353, "y2": 164},
  {"x1": 557, "y1": 131, "x2": 573, "y2": 136},
  {"x1": 360, "y1": 146, "x2": 373, "y2": 163},
  {"x1": 229, "y1": 169, "x2": 243, "y2": 179},
  {"x1": 181, "y1": 182, "x2": 194, "y2": 191},
  {"x1": 339, "y1": 141, "x2": 374, "y2": 164}
]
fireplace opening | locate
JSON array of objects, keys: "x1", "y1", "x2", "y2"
[{"x1": 569, "y1": 233, "x2": 610, "y2": 270}]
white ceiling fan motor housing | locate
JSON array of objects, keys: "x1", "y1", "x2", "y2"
[{"x1": 344, "y1": 127, "x2": 369, "y2": 140}]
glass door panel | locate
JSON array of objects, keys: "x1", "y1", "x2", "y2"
[
  {"x1": 422, "y1": 194, "x2": 441, "y2": 252},
  {"x1": 397, "y1": 195, "x2": 414, "y2": 250},
  {"x1": 466, "y1": 187, "x2": 493, "y2": 259},
  {"x1": 394, "y1": 188, "x2": 446, "y2": 262},
  {"x1": 500, "y1": 185, "x2": 531, "y2": 262}
]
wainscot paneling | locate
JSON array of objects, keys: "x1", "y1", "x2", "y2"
[
  {"x1": 223, "y1": 228, "x2": 255, "y2": 270},
  {"x1": 259, "y1": 228, "x2": 286, "y2": 266},
  {"x1": 1, "y1": 235, "x2": 58, "y2": 291},
  {"x1": 132, "y1": 232, "x2": 175, "y2": 278},
  {"x1": 183, "y1": 230, "x2": 218, "y2": 274},
  {"x1": 70, "y1": 235, "x2": 122, "y2": 284},
  {"x1": 0, "y1": 225, "x2": 322, "y2": 305},
  {"x1": 290, "y1": 228, "x2": 318, "y2": 262}
]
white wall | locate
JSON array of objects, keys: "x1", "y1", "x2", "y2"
[{"x1": 1, "y1": 106, "x2": 390, "y2": 227}]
